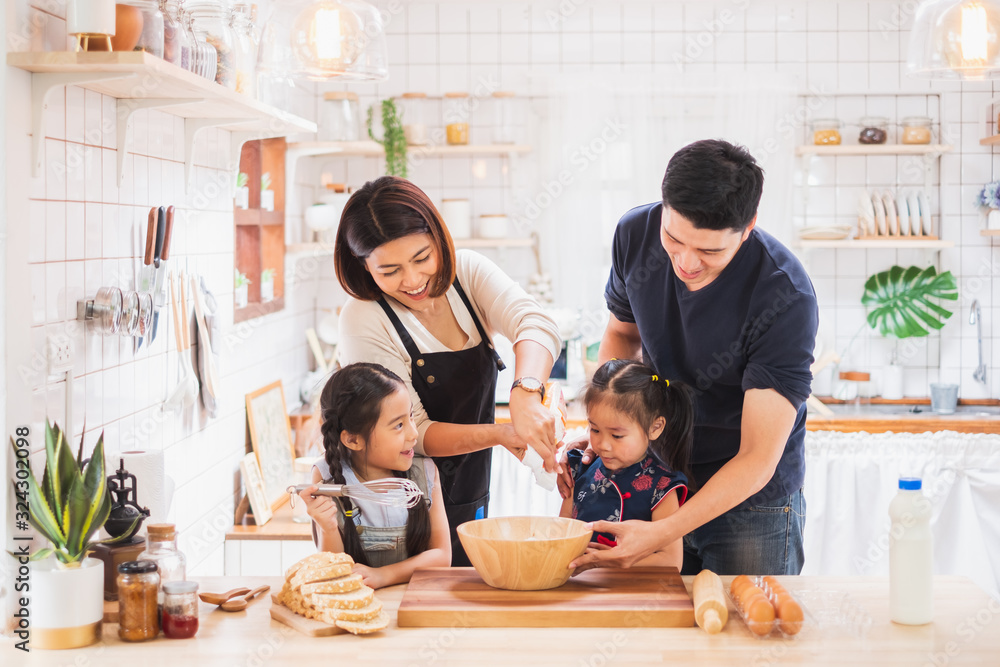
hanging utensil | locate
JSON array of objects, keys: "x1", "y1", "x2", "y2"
[
  {"x1": 148, "y1": 205, "x2": 174, "y2": 347},
  {"x1": 287, "y1": 478, "x2": 424, "y2": 509},
  {"x1": 191, "y1": 272, "x2": 219, "y2": 411},
  {"x1": 135, "y1": 207, "x2": 159, "y2": 351}
]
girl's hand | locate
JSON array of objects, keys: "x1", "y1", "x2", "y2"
[
  {"x1": 507, "y1": 390, "x2": 557, "y2": 472},
  {"x1": 352, "y1": 564, "x2": 387, "y2": 590},
  {"x1": 556, "y1": 430, "x2": 592, "y2": 498},
  {"x1": 298, "y1": 486, "x2": 338, "y2": 533}
]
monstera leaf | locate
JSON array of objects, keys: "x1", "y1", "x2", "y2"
[{"x1": 861, "y1": 265, "x2": 958, "y2": 338}]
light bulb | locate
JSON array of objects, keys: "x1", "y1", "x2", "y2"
[
  {"x1": 961, "y1": 3, "x2": 988, "y2": 62},
  {"x1": 292, "y1": 1, "x2": 365, "y2": 71}
]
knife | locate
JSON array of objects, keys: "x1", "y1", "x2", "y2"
[
  {"x1": 134, "y1": 207, "x2": 159, "y2": 351},
  {"x1": 148, "y1": 206, "x2": 168, "y2": 346}
]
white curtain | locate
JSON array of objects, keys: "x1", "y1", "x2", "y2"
[{"x1": 803, "y1": 430, "x2": 1000, "y2": 600}]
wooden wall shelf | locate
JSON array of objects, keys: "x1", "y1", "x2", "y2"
[{"x1": 796, "y1": 144, "x2": 953, "y2": 156}]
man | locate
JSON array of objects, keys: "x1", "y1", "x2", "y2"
[{"x1": 568, "y1": 139, "x2": 818, "y2": 575}]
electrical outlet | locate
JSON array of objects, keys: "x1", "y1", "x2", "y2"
[{"x1": 46, "y1": 334, "x2": 74, "y2": 377}]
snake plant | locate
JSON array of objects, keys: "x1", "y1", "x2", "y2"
[
  {"x1": 367, "y1": 99, "x2": 408, "y2": 178},
  {"x1": 12, "y1": 421, "x2": 131, "y2": 567},
  {"x1": 861, "y1": 265, "x2": 958, "y2": 338}
]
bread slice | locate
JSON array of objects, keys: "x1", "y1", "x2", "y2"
[
  {"x1": 284, "y1": 552, "x2": 353, "y2": 581},
  {"x1": 335, "y1": 610, "x2": 390, "y2": 635},
  {"x1": 300, "y1": 573, "x2": 364, "y2": 596},
  {"x1": 289, "y1": 562, "x2": 354, "y2": 589},
  {"x1": 319, "y1": 599, "x2": 384, "y2": 624},
  {"x1": 309, "y1": 585, "x2": 374, "y2": 610}
]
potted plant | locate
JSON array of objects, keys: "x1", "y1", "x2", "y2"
[
  {"x1": 367, "y1": 99, "x2": 408, "y2": 177},
  {"x1": 977, "y1": 180, "x2": 1000, "y2": 230},
  {"x1": 235, "y1": 269, "x2": 251, "y2": 308},
  {"x1": 12, "y1": 421, "x2": 134, "y2": 649},
  {"x1": 234, "y1": 171, "x2": 250, "y2": 209},
  {"x1": 860, "y1": 265, "x2": 958, "y2": 399},
  {"x1": 260, "y1": 172, "x2": 274, "y2": 212},
  {"x1": 260, "y1": 268, "x2": 275, "y2": 302}
]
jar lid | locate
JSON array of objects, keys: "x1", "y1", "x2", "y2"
[
  {"x1": 118, "y1": 560, "x2": 158, "y2": 575},
  {"x1": 811, "y1": 118, "x2": 841, "y2": 125},
  {"x1": 444, "y1": 92, "x2": 469, "y2": 98},
  {"x1": 901, "y1": 115, "x2": 932, "y2": 124},
  {"x1": 492, "y1": 91, "x2": 516, "y2": 98},
  {"x1": 325, "y1": 183, "x2": 347, "y2": 193},
  {"x1": 163, "y1": 580, "x2": 199, "y2": 594},
  {"x1": 147, "y1": 523, "x2": 176, "y2": 538},
  {"x1": 479, "y1": 214, "x2": 508, "y2": 218},
  {"x1": 324, "y1": 92, "x2": 358, "y2": 101},
  {"x1": 401, "y1": 92, "x2": 427, "y2": 99},
  {"x1": 859, "y1": 116, "x2": 889, "y2": 125}
]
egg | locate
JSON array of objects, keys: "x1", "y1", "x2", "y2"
[
  {"x1": 777, "y1": 597, "x2": 804, "y2": 635},
  {"x1": 744, "y1": 594, "x2": 775, "y2": 636},
  {"x1": 730, "y1": 575, "x2": 754, "y2": 598},
  {"x1": 110, "y1": 4, "x2": 143, "y2": 52}
]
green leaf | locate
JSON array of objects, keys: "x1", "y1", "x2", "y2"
[
  {"x1": 861, "y1": 265, "x2": 957, "y2": 339},
  {"x1": 24, "y1": 464, "x2": 66, "y2": 546},
  {"x1": 27, "y1": 548, "x2": 55, "y2": 562}
]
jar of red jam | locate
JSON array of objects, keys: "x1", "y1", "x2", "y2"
[{"x1": 161, "y1": 580, "x2": 199, "y2": 639}]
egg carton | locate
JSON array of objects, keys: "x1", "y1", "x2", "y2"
[{"x1": 726, "y1": 576, "x2": 813, "y2": 640}]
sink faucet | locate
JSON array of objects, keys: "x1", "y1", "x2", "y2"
[{"x1": 970, "y1": 300, "x2": 987, "y2": 385}]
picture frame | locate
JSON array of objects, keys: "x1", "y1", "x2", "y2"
[
  {"x1": 245, "y1": 380, "x2": 295, "y2": 512},
  {"x1": 239, "y1": 452, "x2": 273, "y2": 525}
]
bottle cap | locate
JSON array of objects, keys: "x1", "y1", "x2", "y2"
[
  {"x1": 118, "y1": 560, "x2": 158, "y2": 575},
  {"x1": 898, "y1": 477, "x2": 922, "y2": 490},
  {"x1": 163, "y1": 580, "x2": 199, "y2": 594},
  {"x1": 147, "y1": 523, "x2": 177, "y2": 539}
]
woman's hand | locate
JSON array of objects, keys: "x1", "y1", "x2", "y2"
[
  {"x1": 497, "y1": 424, "x2": 527, "y2": 462},
  {"x1": 352, "y1": 563, "x2": 388, "y2": 590},
  {"x1": 568, "y1": 520, "x2": 670, "y2": 572},
  {"x1": 298, "y1": 486, "x2": 338, "y2": 533},
  {"x1": 557, "y1": 430, "x2": 593, "y2": 498},
  {"x1": 507, "y1": 390, "x2": 557, "y2": 472}
]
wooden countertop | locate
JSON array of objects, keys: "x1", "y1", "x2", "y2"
[
  {"x1": 16, "y1": 575, "x2": 998, "y2": 664},
  {"x1": 227, "y1": 502, "x2": 313, "y2": 541}
]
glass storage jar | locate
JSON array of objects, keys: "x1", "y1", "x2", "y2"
[
  {"x1": 187, "y1": 0, "x2": 237, "y2": 88},
  {"x1": 161, "y1": 0, "x2": 192, "y2": 68},
  {"x1": 119, "y1": 0, "x2": 165, "y2": 58},
  {"x1": 319, "y1": 92, "x2": 360, "y2": 141},
  {"x1": 138, "y1": 523, "x2": 187, "y2": 611},
  {"x1": 811, "y1": 118, "x2": 842, "y2": 145},
  {"x1": 400, "y1": 92, "x2": 429, "y2": 145},
  {"x1": 901, "y1": 116, "x2": 932, "y2": 144},
  {"x1": 444, "y1": 92, "x2": 470, "y2": 145},
  {"x1": 858, "y1": 116, "x2": 889, "y2": 145},
  {"x1": 162, "y1": 580, "x2": 200, "y2": 639},
  {"x1": 117, "y1": 561, "x2": 160, "y2": 642},
  {"x1": 230, "y1": 3, "x2": 256, "y2": 96},
  {"x1": 491, "y1": 91, "x2": 518, "y2": 144}
]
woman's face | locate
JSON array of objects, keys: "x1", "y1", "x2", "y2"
[{"x1": 364, "y1": 233, "x2": 440, "y2": 310}]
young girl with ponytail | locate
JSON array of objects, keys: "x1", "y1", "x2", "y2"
[
  {"x1": 560, "y1": 359, "x2": 694, "y2": 570},
  {"x1": 298, "y1": 363, "x2": 451, "y2": 589}
]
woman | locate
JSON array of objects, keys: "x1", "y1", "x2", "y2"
[{"x1": 334, "y1": 176, "x2": 562, "y2": 566}]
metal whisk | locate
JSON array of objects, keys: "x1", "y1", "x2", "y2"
[{"x1": 287, "y1": 478, "x2": 424, "y2": 509}]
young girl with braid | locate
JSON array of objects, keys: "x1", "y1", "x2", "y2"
[
  {"x1": 560, "y1": 359, "x2": 695, "y2": 570},
  {"x1": 298, "y1": 363, "x2": 451, "y2": 589}
]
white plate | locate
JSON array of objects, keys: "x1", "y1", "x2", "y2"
[
  {"x1": 857, "y1": 189, "x2": 875, "y2": 235},
  {"x1": 918, "y1": 190, "x2": 933, "y2": 235},
  {"x1": 896, "y1": 191, "x2": 910, "y2": 236},
  {"x1": 799, "y1": 225, "x2": 853, "y2": 240},
  {"x1": 882, "y1": 191, "x2": 898, "y2": 235},
  {"x1": 872, "y1": 192, "x2": 887, "y2": 236},
  {"x1": 907, "y1": 191, "x2": 922, "y2": 236}
]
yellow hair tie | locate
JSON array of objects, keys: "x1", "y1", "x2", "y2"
[
  {"x1": 651, "y1": 375, "x2": 658, "y2": 382},
  {"x1": 665, "y1": 379, "x2": 670, "y2": 386}
]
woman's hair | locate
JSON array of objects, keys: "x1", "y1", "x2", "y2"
[
  {"x1": 334, "y1": 176, "x2": 457, "y2": 301},
  {"x1": 584, "y1": 359, "x2": 695, "y2": 488},
  {"x1": 318, "y1": 362, "x2": 431, "y2": 565}
]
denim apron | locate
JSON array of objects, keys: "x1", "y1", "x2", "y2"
[{"x1": 377, "y1": 279, "x2": 505, "y2": 566}]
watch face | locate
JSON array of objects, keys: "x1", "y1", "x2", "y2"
[{"x1": 515, "y1": 378, "x2": 543, "y2": 392}]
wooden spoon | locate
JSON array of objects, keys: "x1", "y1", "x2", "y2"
[
  {"x1": 198, "y1": 587, "x2": 251, "y2": 605},
  {"x1": 220, "y1": 585, "x2": 271, "y2": 612}
]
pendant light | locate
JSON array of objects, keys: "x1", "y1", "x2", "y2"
[
  {"x1": 258, "y1": 0, "x2": 389, "y2": 81},
  {"x1": 907, "y1": 0, "x2": 1000, "y2": 79}
]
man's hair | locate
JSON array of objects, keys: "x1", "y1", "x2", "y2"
[{"x1": 660, "y1": 139, "x2": 764, "y2": 232}]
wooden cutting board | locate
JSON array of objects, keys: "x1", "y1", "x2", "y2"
[
  {"x1": 268, "y1": 593, "x2": 344, "y2": 636},
  {"x1": 397, "y1": 567, "x2": 693, "y2": 628}
]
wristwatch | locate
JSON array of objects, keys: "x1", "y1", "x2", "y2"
[{"x1": 511, "y1": 377, "x2": 545, "y2": 400}]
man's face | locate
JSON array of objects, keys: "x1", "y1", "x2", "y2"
[{"x1": 659, "y1": 206, "x2": 755, "y2": 291}]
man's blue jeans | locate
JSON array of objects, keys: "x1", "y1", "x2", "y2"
[{"x1": 681, "y1": 488, "x2": 806, "y2": 575}]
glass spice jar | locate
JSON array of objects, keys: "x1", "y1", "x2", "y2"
[
  {"x1": 901, "y1": 116, "x2": 933, "y2": 144},
  {"x1": 319, "y1": 92, "x2": 360, "y2": 141},
  {"x1": 491, "y1": 91, "x2": 518, "y2": 144},
  {"x1": 161, "y1": 0, "x2": 192, "y2": 68},
  {"x1": 230, "y1": 3, "x2": 256, "y2": 96},
  {"x1": 162, "y1": 581, "x2": 200, "y2": 639},
  {"x1": 119, "y1": 0, "x2": 165, "y2": 58},
  {"x1": 400, "y1": 92, "x2": 429, "y2": 146},
  {"x1": 444, "y1": 92, "x2": 470, "y2": 145},
  {"x1": 186, "y1": 0, "x2": 237, "y2": 88},
  {"x1": 118, "y1": 560, "x2": 160, "y2": 642},
  {"x1": 858, "y1": 116, "x2": 889, "y2": 145},
  {"x1": 138, "y1": 523, "x2": 187, "y2": 613},
  {"x1": 811, "y1": 118, "x2": 842, "y2": 145}
]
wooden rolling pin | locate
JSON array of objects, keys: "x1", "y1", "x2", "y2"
[{"x1": 692, "y1": 569, "x2": 728, "y2": 634}]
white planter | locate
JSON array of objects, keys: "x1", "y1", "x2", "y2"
[
  {"x1": 261, "y1": 280, "x2": 274, "y2": 302},
  {"x1": 989, "y1": 209, "x2": 1000, "y2": 230},
  {"x1": 235, "y1": 284, "x2": 248, "y2": 308},
  {"x1": 261, "y1": 190, "x2": 274, "y2": 212},
  {"x1": 67, "y1": 0, "x2": 115, "y2": 35},
  {"x1": 234, "y1": 186, "x2": 249, "y2": 209},
  {"x1": 881, "y1": 363, "x2": 904, "y2": 400},
  {"x1": 31, "y1": 557, "x2": 104, "y2": 649}
]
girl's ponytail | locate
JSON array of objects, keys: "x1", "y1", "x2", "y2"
[{"x1": 650, "y1": 380, "x2": 695, "y2": 491}]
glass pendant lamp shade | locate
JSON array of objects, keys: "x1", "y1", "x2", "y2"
[
  {"x1": 907, "y1": 0, "x2": 1000, "y2": 79},
  {"x1": 258, "y1": 0, "x2": 388, "y2": 81}
]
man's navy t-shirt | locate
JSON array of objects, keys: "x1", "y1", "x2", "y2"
[{"x1": 604, "y1": 203, "x2": 818, "y2": 503}]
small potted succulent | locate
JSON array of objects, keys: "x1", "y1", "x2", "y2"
[
  {"x1": 11, "y1": 421, "x2": 136, "y2": 649},
  {"x1": 976, "y1": 180, "x2": 1000, "y2": 230},
  {"x1": 260, "y1": 172, "x2": 274, "y2": 212},
  {"x1": 235, "y1": 269, "x2": 251, "y2": 308},
  {"x1": 234, "y1": 171, "x2": 250, "y2": 209},
  {"x1": 260, "y1": 268, "x2": 276, "y2": 302}
]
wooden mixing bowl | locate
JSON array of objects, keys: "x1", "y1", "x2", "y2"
[{"x1": 457, "y1": 516, "x2": 593, "y2": 591}]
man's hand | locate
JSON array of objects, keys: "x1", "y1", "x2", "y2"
[{"x1": 568, "y1": 520, "x2": 672, "y2": 572}]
